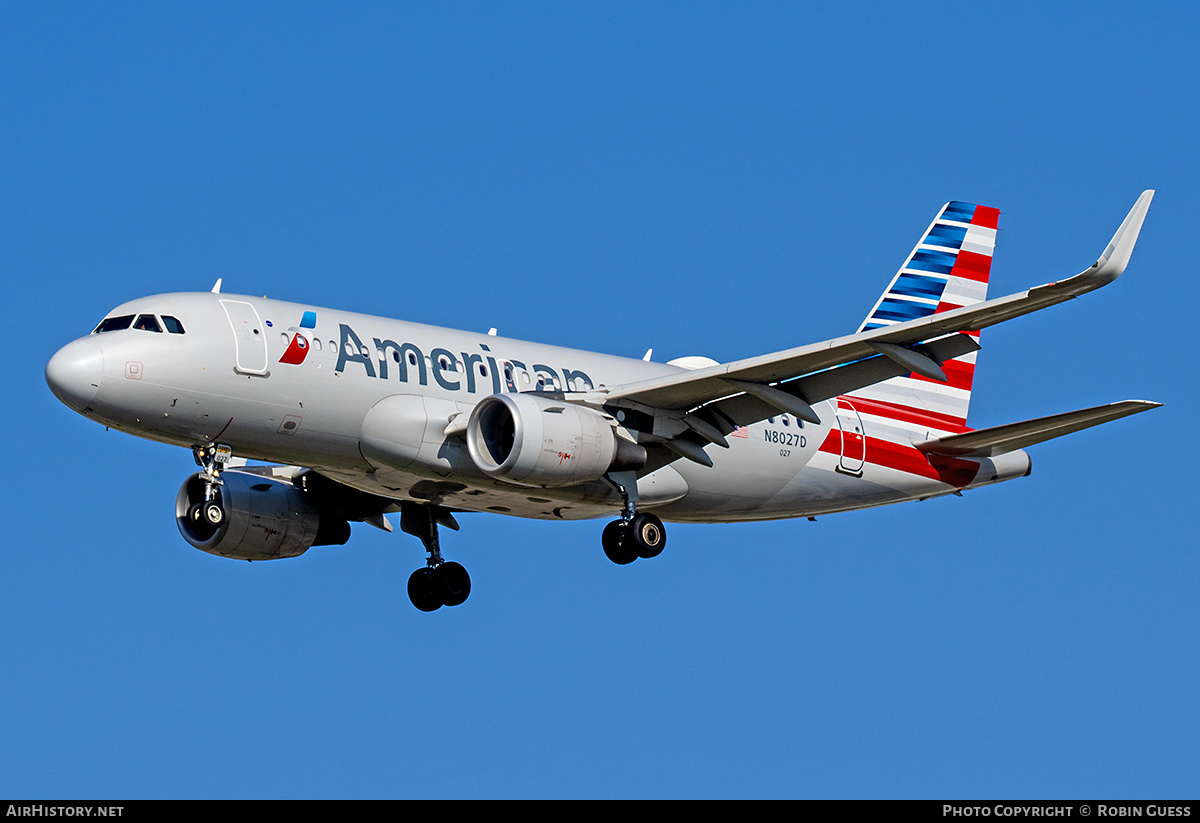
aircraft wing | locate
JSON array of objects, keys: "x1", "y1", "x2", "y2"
[
  {"x1": 914, "y1": 400, "x2": 1161, "y2": 458},
  {"x1": 601, "y1": 190, "x2": 1155, "y2": 435}
]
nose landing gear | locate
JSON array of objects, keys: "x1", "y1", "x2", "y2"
[{"x1": 188, "y1": 444, "x2": 232, "y2": 534}]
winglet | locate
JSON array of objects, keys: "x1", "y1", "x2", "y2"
[{"x1": 1088, "y1": 189, "x2": 1154, "y2": 285}]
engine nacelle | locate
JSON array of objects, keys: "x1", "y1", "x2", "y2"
[
  {"x1": 466, "y1": 393, "x2": 645, "y2": 487},
  {"x1": 175, "y1": 470, "x2": 350, "y2": 561}
]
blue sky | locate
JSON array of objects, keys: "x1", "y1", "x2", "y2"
[{"x1": 3, "y1": 3, "x2": 1196, "y2": 798}]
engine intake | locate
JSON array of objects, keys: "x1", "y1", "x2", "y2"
[
  {"x1": 466, "y1": 393, "x2": 644, "y2": 487},
  {"x1": 175, "y1": 471, "x2": 350, "y2": 561}
]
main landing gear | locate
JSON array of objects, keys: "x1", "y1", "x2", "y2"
[
  {"x1": 601, "y1": 470, "x2": 666, "y2": 565},
  {"x1": 401, "y1": 502, "x2": 471, "y2": 612},
  {"x1": 601, "y1": 512, "x2": 666, "y2": 565},
  {"x1": 187, "y1": 443, "x2": 232, "y2": 535}
]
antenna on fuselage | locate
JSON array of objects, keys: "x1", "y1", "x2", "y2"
[{"x1": 211, "y1": 278, "x2": 223, "y2": 294}]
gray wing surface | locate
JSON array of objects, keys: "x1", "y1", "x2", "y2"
[{"x1": 600, "y1": 190, "x2": 1155, "y2": 435}]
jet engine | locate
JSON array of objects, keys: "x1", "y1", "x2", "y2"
[
  {"x1": 175, "y1": 470, "x2": 351, "y2": 561},
  {"x1": 466, "y1": 393, "x2": 645, "y2": 487}
]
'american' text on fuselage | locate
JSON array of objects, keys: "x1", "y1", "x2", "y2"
[{"x1": 331, "y1": 323, "x2": 595, "y2": 395}]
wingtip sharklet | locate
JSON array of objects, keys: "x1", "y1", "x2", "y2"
[{"x1": 1089, "y1": 189, "x2": 1154, "y2": 283}]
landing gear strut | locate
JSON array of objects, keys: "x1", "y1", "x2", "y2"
[
  {"x1": 401, "y1": 502, "x2": 471, "y2": 612},
  {"x1": 601, "y1": 470, "x2": 666, "y2": 565},
  {"x1": 188, "y1": 444, "x2": 232, "y2": 532}
]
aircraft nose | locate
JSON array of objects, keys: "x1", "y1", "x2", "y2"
[{"x1": 46, "y1": 339, "x2": 104, "y2": 411}]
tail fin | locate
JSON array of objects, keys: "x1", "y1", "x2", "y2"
[{"x1": 849, "y1": 201, "x2": 999, "y2": 434}]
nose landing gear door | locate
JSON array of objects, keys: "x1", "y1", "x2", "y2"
[{"x1": 220, "y1": 300, "x2": 270, "y2": 376}]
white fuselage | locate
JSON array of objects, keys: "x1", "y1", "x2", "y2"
[{"x1": 46, "y1": 291, "x2": 1030, "y2": 524}]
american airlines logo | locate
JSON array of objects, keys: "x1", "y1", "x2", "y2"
[{"x1": 279, "y1": 311, "x2": 318, "y2": 366}]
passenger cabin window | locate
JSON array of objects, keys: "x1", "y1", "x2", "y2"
[
  {"x1": 134, "y1": 314, "x2": 162, "y2": 333},
  {"x1": 94, "y1": 314, "x2": 134, "y2": 333},
  {"x1": 161, "y1": 316, "x2": 185, "y2": 334}
]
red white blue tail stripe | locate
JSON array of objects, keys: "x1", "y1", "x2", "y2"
[{"x1": 850, "y1": 201, "x2": 999, "y2": 435}]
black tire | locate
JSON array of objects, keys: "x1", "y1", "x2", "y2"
[
  {"x1": 602, "y1": 520, "x2": 637, "y2": 565},
  {"x1": 433, "y1": 561, "x2": 471, "y2": 607},
  {"x1": 629, "y1": 512, "x2": 666, "y2": 559},
  {"x1": 407, "y1": 567, "x2": 442, "y2": 612},
  {"x1": 185, "y1": 503, "x2": 219, "y2": 541},
  {"x1": 203, "y1": 500, "x2": 224, "y2": 527}
]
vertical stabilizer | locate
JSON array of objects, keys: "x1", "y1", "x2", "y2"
[{"x1": 850, "y1": 201, "x2": 999, "y2": 434}]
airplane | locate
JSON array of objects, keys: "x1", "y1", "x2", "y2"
[{"x1": 45, "y1": 190, "x2": 1161, "y2": 611}]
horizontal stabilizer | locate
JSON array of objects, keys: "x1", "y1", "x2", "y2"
[{"x1": 915, "y1": 400, "x2": 1162, "y2": 458}]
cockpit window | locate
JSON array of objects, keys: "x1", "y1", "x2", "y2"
[
  {"x1": 93, "y1": 314, "x2": 134, "y2": 334},
  {"x1": 161, "y1": 315, "x2": 185, "y2": 334},
  {"x1": 133, "y1": 314, "x2": 162, "y2": 333}
]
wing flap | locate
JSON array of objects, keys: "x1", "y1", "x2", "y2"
[{"x1": 914, "y1": 400, "x2": 1162, "y2": 458}]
